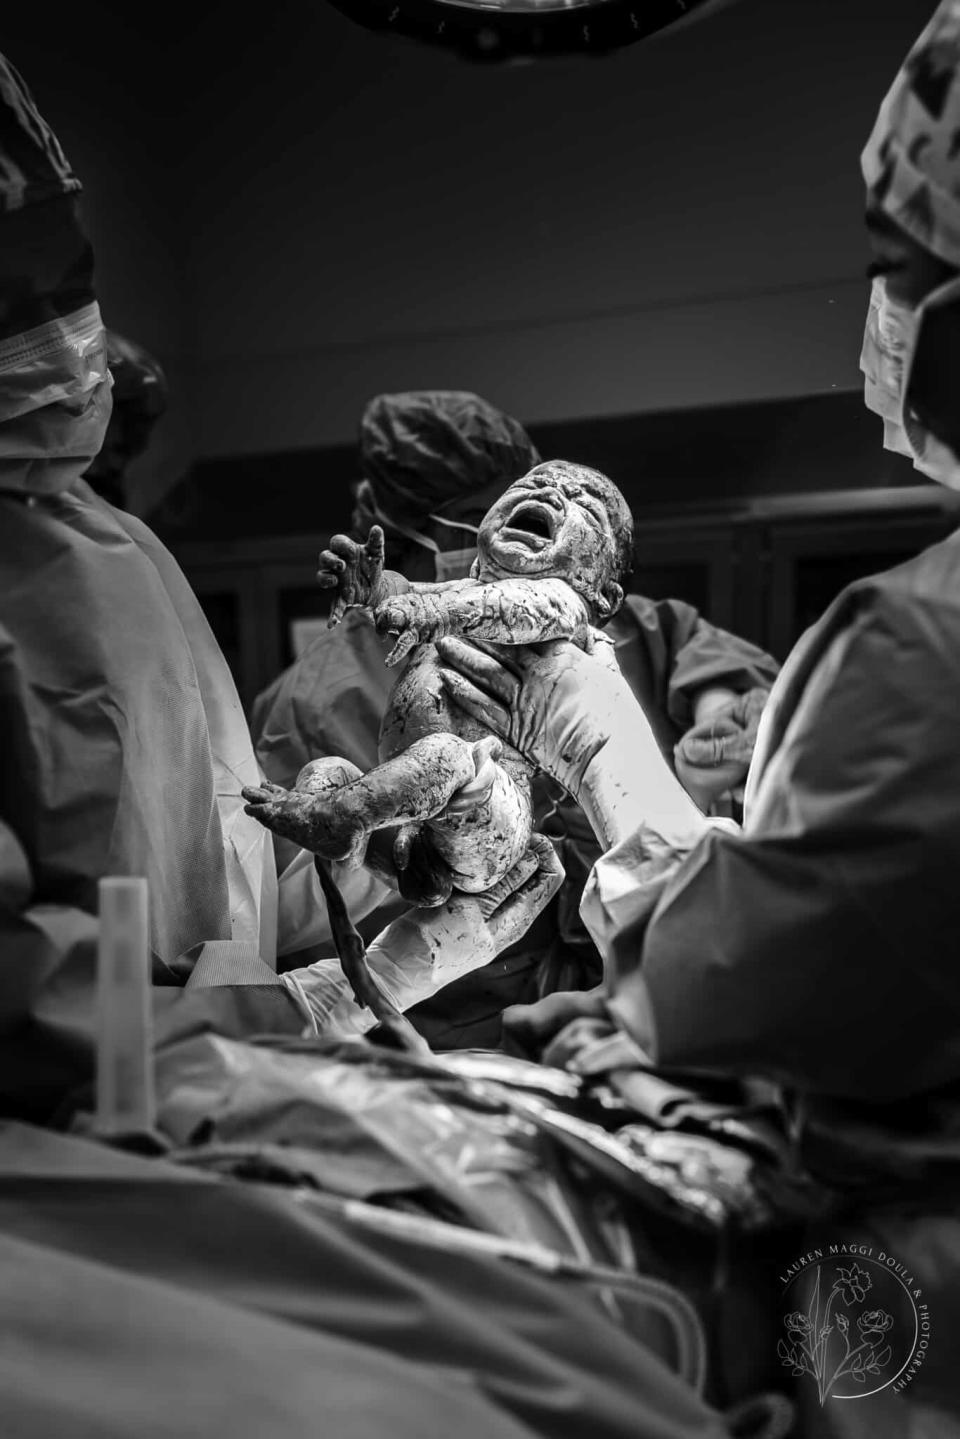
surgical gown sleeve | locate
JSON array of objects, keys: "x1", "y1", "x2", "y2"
[
  {"x1": 587, "y1": 557, "x2": 960, "y2": 1104},
  {"x1": 282, "y1": 888, "x2": 526, "y2": 1039}
]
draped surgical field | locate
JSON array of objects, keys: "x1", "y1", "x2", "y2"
[{"x1": 475, "y1": 462, "x2": 631, "y2": 619}]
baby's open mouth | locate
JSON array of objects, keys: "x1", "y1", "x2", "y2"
[{"x1": 499, "y1": 501, "x2": 559, "y2": 549}]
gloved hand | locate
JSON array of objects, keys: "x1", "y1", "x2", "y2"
[
  {"x1": 674, "y1": 687, "x2": 769, "y2": 807},
  {"x1": 436, "y1": 633, "x2": 634, "y2": 801},
  {"x1": 503, "y1": 987, "x2": 652, "y2": 1073},
  {"x1": 545, "y1": 1020, "x2": 653, "y2": 1076},
  {"x1": 502, "y1": 985, "x2": 609, "y2": 1058},
  {"x1": 437, "y1": 635, "x2": 709, "y2": 853},
  {"x1": 284, "y1": 834, "x2": 563, "y2": 1037},
  {"x1": 375, "y1": 831, "x2": 564, "y2": 986}
]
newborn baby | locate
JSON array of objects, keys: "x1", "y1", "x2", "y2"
[{"x1": 243, "y1": 461, "x2": 634, "y2": 907}]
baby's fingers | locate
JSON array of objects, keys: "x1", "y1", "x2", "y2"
[
  {"x1": 327, "y1": 533, "x2": 360, "y2": 560},
  {"x1": 317, "y1": 549, "x2": 346, "y2": 576},
  {"x1": 365, "y1": 524, "x2": 385, "y2": 563}
]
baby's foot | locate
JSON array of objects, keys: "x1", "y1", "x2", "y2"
[{"x1": 242, "y1": 783, "x2": 368, "y2": 865}]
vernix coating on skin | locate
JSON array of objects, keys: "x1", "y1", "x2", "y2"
[{"x1": 243, "y1": 462, "x2": 634, "y2": 909}]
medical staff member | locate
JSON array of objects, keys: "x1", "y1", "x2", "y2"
[
  {"x1": 439, "y1": 6, "x2": 960, "y2": 1432},
  {"x1": 0, "y1": 56, "x2": 378, "y2": 1117},
  {"x1": 0, "y1": 56, "x2": 558, "y2": 1120}
]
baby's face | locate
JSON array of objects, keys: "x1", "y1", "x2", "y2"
[{"x1": 475, "y1": 461, "x2": 630, "y2": 616}]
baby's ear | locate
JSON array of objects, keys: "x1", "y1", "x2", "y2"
[{"x1": 595, "y1": 581, "x2": 624, "y2": 621}]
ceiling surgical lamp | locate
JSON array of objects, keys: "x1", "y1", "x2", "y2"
[{"x1": 323, "y1": 0, "x2": 739, "y2": 61}]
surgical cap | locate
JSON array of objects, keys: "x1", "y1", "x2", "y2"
[
  {"x1": 359, "y1": 391, "x2": 541, "y2": 528},
  {"x1": 106, "y1": 332, "x2": 168, "y2": 419},
  {"x1": 0, "y1": 54, "x2": 92, "y2": 339},
  {"x1": 862, "y1": 1, "x2": 960, "y2": 270}
]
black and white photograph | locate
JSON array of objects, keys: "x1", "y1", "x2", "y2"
[{"x1": 0, "y1": 2, "x2": 955, "y2": 1435}]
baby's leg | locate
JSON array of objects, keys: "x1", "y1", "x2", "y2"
[{"x1": 242, "y1": 734, "x2": 499, "y2": 866}]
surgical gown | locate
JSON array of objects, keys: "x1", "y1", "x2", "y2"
[
  {"x1": 583, "y1": 531, "x2": 960, "y2": 1437},
  {"x1": 0, "y1": 477, "x2": 387, "y2": 1119}
]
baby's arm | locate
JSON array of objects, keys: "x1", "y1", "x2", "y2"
[{"x1": 375, "y1": 576, "x2": 590, "y2": 666}]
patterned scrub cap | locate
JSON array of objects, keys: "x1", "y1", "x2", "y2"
[
  {"x1": 862, "y1": 1, "x2": 960, "y2": 269},
  {"x1": 360, "y1": 390, "x2": 541, "y2": 528}
]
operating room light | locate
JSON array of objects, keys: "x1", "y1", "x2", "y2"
[{"x1": 323, "y1": 0, "x2": 735, "y2": 60}]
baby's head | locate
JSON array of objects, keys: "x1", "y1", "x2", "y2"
[{"x1": 474, "y1": 460, "x2": 634, "y2": 622}]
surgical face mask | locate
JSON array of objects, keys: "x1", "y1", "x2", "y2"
[
  {"x1": 861, "y1": 273, "x2": 960, "y2": 489},
  {"x1": 370, "y1": 499, "x2": 479, "y2": 581},
  {"x1": 428, "y1": 514, "x2": 480, "y2": 581},
  {"x1": 0, "y1": 302, "x2": 113, "y2": 473}
]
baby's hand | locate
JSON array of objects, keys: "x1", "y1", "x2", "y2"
[
  {"x1": 374, "y1": 592, "x2": 440, "y2": 666},
  {"x1": 317, "y1": 525, "x2": 386, "y2": 625}
]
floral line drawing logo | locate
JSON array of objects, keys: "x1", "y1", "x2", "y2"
[
  {"x1": 779, "y1": 1263, "x2": 894, "y2": 1404},
  {"x1": 778, "y1": 1244, "x2": 928, "y2": 1399}
]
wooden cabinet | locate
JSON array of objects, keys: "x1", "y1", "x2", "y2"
[{"x1": 170, "y1": 487, "x2": 960, "y2": 713}]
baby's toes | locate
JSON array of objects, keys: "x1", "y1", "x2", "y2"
[
  {"x1": 241, "y1": 784, "x2": 281, "y2": 805},
  {"x1": 243, "y1": 799, "x2": 274, "y2": 823}
]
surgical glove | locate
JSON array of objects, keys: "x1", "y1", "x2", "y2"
[
  {"x1": 674, "y1": 687, "x2": 769, "y2": 805},
  {"x1": 502, "y1": 985, "x2": 609, "y2": 1059},
  {"x1": 436, "y1": 633, "x2": 635, "y2": 800},
  {"x1": 284, "y1": 834, "x2": 563, "y2": 1037},
  {"x1": 438, "y1": 635, "x2": 709, "y2": 852},
  {"x1": 545, "y1": 1020, "x2": 652, "y2": 1077},
  {"x1": 503, "y1": 986, "x2": 651, "y2": 1072}
]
